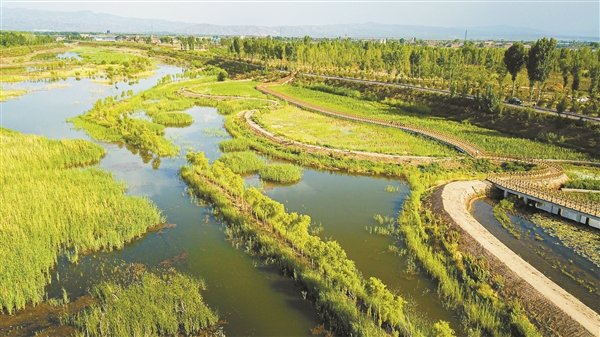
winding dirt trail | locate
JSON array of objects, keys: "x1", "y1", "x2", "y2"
[{"x1": 440, "y1": 181, "x2": 600, "y2": 336}]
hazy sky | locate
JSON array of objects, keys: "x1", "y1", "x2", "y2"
[{"x1": 4, "y1": 1, "x2": 600, "y2": 37}]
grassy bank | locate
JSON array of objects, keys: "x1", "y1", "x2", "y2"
[
  {"x1": 0, "y1": 128, "x2": 162, "y2": 314},
  {"x1": 268, "y1": 84, "x2": 592, "y2": 161},
  {"x1": 254, "y1": 105, "x2": 457, "y2": 157}
]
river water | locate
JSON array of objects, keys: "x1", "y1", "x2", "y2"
[
  {"x1": 470, "y1": 199, "x2": 600, "y2": 312},
  {"x1": 1, "y1": 64, "x2": 463, "y2": 335}
]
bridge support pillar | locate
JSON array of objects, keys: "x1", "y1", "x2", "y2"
[{"x1": 503, "y1": 190, "x2": 508, "y2": 198}]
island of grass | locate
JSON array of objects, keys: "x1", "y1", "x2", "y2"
[
  {"x1": 0, "y1": 128, "x2": 162, "y2": 314},
  {"x1": 219, "y1": 138, "x2": 251, "y2": 152},
  {"x1": 259, "y1": 163, "x2": 303, "y2": 183},
  {"x1": 67, "y1": 270, "x2": 221, "y2": 337}
]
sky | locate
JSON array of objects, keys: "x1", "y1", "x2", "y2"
[{"x1": 3, "y1": 0, "x2": 599, "y2": 37}]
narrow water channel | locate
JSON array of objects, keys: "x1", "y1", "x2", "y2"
[
  {"x1": 470, "y1": 198, "x2": 600, "y2": 312},
  {"x1": 260, "y1": 171, "x2": 463, "y2": 331}
]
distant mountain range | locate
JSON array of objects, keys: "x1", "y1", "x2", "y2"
[{"x1": 2, "y1": 7, "x2": 596, "y2": 41}]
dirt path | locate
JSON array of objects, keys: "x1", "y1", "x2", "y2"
[
  {"x1": 181, "y1": 88, "x2": 442, "y2": 164},
  {"x1": 440, "y1": 180, "x2": 600, "y2": 336},
  {"x1": 242, "y1": 110, "x2": 443, "y2": 164}
]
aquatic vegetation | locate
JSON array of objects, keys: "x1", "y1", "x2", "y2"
[
  {"x1": 151, "y1": 111, "x2": 193, "y2": 127},
  {"x1": 181, "y1": 152, "x2": 430, "y2": 336},
  {"x1": 216, "y1": 151, "x2": 265, "y2": 174},
  {"x1": 71, "y1": 77, "x2": 205, "y2": 158},
  {"x1": 258, "y1": 163, "x2": 303, "y2": 183},
  {"x1": 0, "y1": 88, "x2": 26, "y2": 102},
  {"x1": 219, "y1": 138, "x2": 251, "y2": 152},
  {"x1": 529, "y1": 214, "x2": 600, "y2": 268},
  {"x1": 0, "y1": 128, "x2": 162, "y2": 314},
  {"x1": 1, "y1": 44, "x2": 154, "y2": 84},
  {"x1": 492, "y1": 199, "x2": 522, "y2": 238},
  {"x1": 67, "y1": 271, "x2": 220, "y2": 337}
]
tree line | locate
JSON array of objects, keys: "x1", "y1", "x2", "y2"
[{"x1": 222, "y1": 36, "x2": 600, "y2": 114}]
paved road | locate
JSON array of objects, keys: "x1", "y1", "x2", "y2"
[{"x1": 441, "y1": 181, "x2": 600, "y2": 336}]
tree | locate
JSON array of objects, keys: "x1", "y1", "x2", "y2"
[
  {"x1": 409, "y1": 50, "x2": 422, "y2": 78},
  {"x1": 217, "y1": 70, "x2": 228, "y2": 82},
  {"x1": 589, "y1": 65, "x2": 600, "y2": 97},
  {"x1": 526, "y1": 38, "x2": 557, "y2": 104},
  {"x1": 503, "y1": 42, "x2": 526, "y2": 97},
  {"x1": 232, "y1": 36, "x2": 242, "y2": 59}
]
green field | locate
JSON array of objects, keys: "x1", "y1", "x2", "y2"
[
  {"x1": 270, "y1": 85, "x2": 592, "y2": 161},
  {"x1": 189, "y1": 78, "x2": 266, "y2": 98},
  {"x1": 0, "y1": 128, "x2": 162, "y2": 314},
  {"x1": 256, "y1": 105, "x2": 458, "y2": 157}
]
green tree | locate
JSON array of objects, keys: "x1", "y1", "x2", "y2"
[
  {"x1": 232, "y1": 36, "x2": 242, "y2": 59},
  {"x1": 503, "y1": 42, "x2": 527, "y2": 97},
  {"x1": 526, "y1": 38, "x2": 557, "y2": 104}
]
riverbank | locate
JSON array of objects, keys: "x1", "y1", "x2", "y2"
[{"x1": 433, "y1": 180, "x2": 600, "y2": 336}]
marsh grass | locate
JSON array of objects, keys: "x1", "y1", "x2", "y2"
[
  {"x1": 151, "y1": 111, "x2": 193, "y2": 127},
  {"x1": 0, "y1": 128, "x2": 162, "y2": 314},
  {"x1": 67, "y1": 271, "x2": 220, "y2": 337},
  {"x1": 492, "y1": 199, "x2": 522, "y2": 238},
  {"x1": 258, "y1": 163, "x2": 303, "y2": 183},
  {"x1": 270, "y1": 85, "x2": 591, "y2": 160},
  {"x1": 216, "y1": 151, "x2": 265, "y2": 174},
  {"x1": 219, "y1": 138, "x2": 251, "y2": 152}
]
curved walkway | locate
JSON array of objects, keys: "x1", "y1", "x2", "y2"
[
  {"x1": 257, "y1": 78, "x2": 600, "y2": 219},
  {"x1": 180, "y1": 88, "x2": 443, "y2": 164},
  {"x1": 440, "y1": 180, "x2": 600, "y2": 336}
]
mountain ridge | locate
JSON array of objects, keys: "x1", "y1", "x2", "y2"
[{"x1": 2, "y1": 7, "x2": 596, "y2": 41}]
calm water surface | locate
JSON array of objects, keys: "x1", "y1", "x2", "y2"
[
  {"x1": 470, "y1": 199, "x2": 600, "y2": 312},
  {"x1": 2, "y1": 65, "x2": 465, "y2": 335}
]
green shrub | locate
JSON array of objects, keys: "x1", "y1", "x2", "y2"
[
  {"x1": 259, "y1": 163, "x2": 303, "y2": 183},
  {"x1": 217, "y1": 70, "x2": 228, "y2": 82},
  {"x1": 564, "y1": 178, "x2": 600, "y2": 190},
  {"x1": 216, "y1": 151, "x2": 265, "y2": 174}
]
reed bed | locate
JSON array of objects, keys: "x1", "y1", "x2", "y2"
[
  {"x1": 67, "y1": 271, "x2": 220, "y2": 337},
  {"x1": 0, "y1": 128, "x2": 162, "y2": 314},
  {"x1": 258, "y1": 163, "x2": 303, "y2": 183}
]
